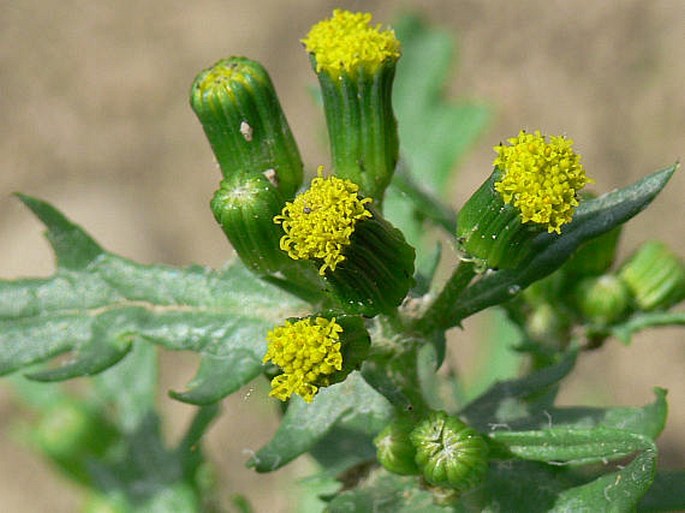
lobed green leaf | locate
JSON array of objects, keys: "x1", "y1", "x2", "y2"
[{"x1": 0, "y1": 195, "x2": 308, "y2": 404}]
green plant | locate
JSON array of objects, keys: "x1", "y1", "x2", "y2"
[{"x1": 2, "y1": 8, "x2": 685, "y2": 512}]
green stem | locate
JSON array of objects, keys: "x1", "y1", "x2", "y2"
[{"x1": 412, "y1": 260, "x2": 477, "y2": 334}]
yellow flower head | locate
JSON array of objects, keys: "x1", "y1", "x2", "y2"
[
  {"x1": 302, "y1": 9, "x2": 401, "y2": 78},
  {"x1": 263, "y1": 317, "x2": 344, "y2": 403},
  {"x1": 274, "y1": 166, "x2": 372, "y2": 275},
  {"x1": 493, "y1": 130, "x2": 592, "y2": 234}
]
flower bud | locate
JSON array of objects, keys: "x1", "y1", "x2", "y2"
[
  {"x1": 410, "y1": 410, "x2": 488, "y2": 492},
  {"x1": 274, "y1": 167, "x2": 415, "y2": 315},
  {"x1": 211, "y1": 174, "x2": 291, "y2": 275},
  {"x1": 190, "y1": 56, "x2": 303, "y2": 198},
  {"x1": 263, "y1": 315, "x2": 370, "y2": 403},
  {"x1": 457, "y1": 130, "x2": 592, "y2": 269},
  {"x1": 619, "y1": 241, "x2": 685, "y2": 311},
  {"x1": 374, "y1": 416, "x2": 420, "y2": 476},
  {"x1": 574, "y1": 274, "x2": 631, "y2": 325},
  {"x1": 302, "y1": 9, "x2": 400, "y2": 204}
]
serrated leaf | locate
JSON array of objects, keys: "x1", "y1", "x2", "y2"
[
  {"x1": 248, "y1": 372, "x2": 392, "y2": 472},
  {"x1": 0, "y1": 196, "x2": 307, "y2": 404},
  {"x1": 445, "y1": 165, "x2": 677, "y2": 326},
  {"x1": 15, "y1": 193, "x2": 103, "y2": 269}
]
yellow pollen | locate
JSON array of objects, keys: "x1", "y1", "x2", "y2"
[
  {"x1": 302, "y1": 9, "x2": 401, "y2": 78},
  {"x1": 274, "y1": 166, "x2": 372, "y2": 275},
  {"x1": 493, "y1": 130, "x2": 592, "y2": 234},
  {"x1": 263, "y1": 317, "x2": 344, "y2": 403}
]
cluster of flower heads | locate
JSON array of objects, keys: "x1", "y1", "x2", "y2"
[
  {"x1": 263, "y1": 317, "x2": 343, "y2": 403},
  {"x1": 493, "y1": 130, "x2": 591, "y2": 234},
  {"x1": 274, "y1": 166, "x2": 372, "y2": 275},
  {"x1": 301, "y1": 9, "x2": 401, "y2": 78},
  {"x1": 194, "y1": 8, "x2": 598, "y2": 404}
]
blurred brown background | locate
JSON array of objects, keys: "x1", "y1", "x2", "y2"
[{"x1": 1, "y1": 1, "x2": 684, "y2": 511}]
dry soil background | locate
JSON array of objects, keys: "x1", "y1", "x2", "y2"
[{"x1": 1, "y1": 1, "x2": 684, "y2": 511}]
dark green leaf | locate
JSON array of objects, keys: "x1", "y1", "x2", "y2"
[
  {"x1": 326, "y1": 469, "x2": 451, "y2": 513},
  {"x1": 488, "y1": 427, "x2": 653, "y2": 465},
  {"x1": 0, "y1": 196, "x2": 307, "y2": 405},
  {"x1": 638, "y1": 470, "x2": 685, "y2": 512},
  {"x1": 445, "y1": 165, "x2": 677, "y2": 326},
  {"x1": 502, "y1": 387, "x2": 668, "y2": 439},
  {"x1": 248, "y1": 372, "x2": 392, "y2": 472},
  {"x1": 460, "y1": 351, "x2": 577, "y2": 430},
  {"x1": 551, "y1": 442, "x2": 657, "y2": 512}
]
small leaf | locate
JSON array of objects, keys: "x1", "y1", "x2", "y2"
[{"x1": 248, "y1": 372, "x2": 392, "y2": 472}]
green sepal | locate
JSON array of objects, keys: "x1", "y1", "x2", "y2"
[
  {"x1": 316, "y1": 58, "x2": 399, "y2": 206},
  {"x1": 619, "y1": 241, "x2": 685, "y2": 311},
  {"x1": 190, "y1": 56, "x2": 303, "y2": 197},
  {"x1": 374, "y1": 416, "x2": 420, "y2": 476},
  {"x1": 211, "y1": 175, "x2": 290, "y2": 275},
  {"x1": 323, "y1": 209, "x2": 415, "y2": 316},
  {"x1": 456, "y1": 169, "x2": 542, "y2": 269},
  {"x1": 410, "y1": 410, "x2": 489, "y2": 492}
]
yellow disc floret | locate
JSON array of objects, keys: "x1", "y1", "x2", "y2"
[
  {"x1": 274, "y1": 166, "x2": 372, "y2": 275},
  {"x1": 493, "y1": 130, "x2": 592, "y2": 234},
  {"x1": 302, "y1": 9, "x2": 401, "y2": 78},
  {"x1": 263, "y1": 317, "x2": 344, "y2": 403}
]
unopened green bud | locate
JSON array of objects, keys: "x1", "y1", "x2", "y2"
[
  {"x1": 302, "y1": 10, "x2": 400, "y2": 204},
  {"x1": 574, "y1": 274, "x2": 631, "y2": 325},
  {"x1": 619, "y1": 241, "x2": 685, "y2": 311},
  {"x1": 410, "y1": 410, "x2": 488, "y2": 492},
  {"x1": 190, "y1": 56, "x2": 303, "y2": 197},
  {"x1": 457, "y1": 131, "x2": 591, "y2": 269},
  {"x1": 274, "y1": 168, "x2": 415, "y2": 316},
  {"x1": 211, "y1": 175, "x2": 290, "y2": 274},
  {"x1": 263, "y1": 315, "x2": 370, "y2": 403},
  {"x1": 374, "y1": 416, "x2": 420, "y2": 476}
]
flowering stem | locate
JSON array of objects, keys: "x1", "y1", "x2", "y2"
[{"x1": 411, "y1": 260, "x2": 477, "y2": 334}]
